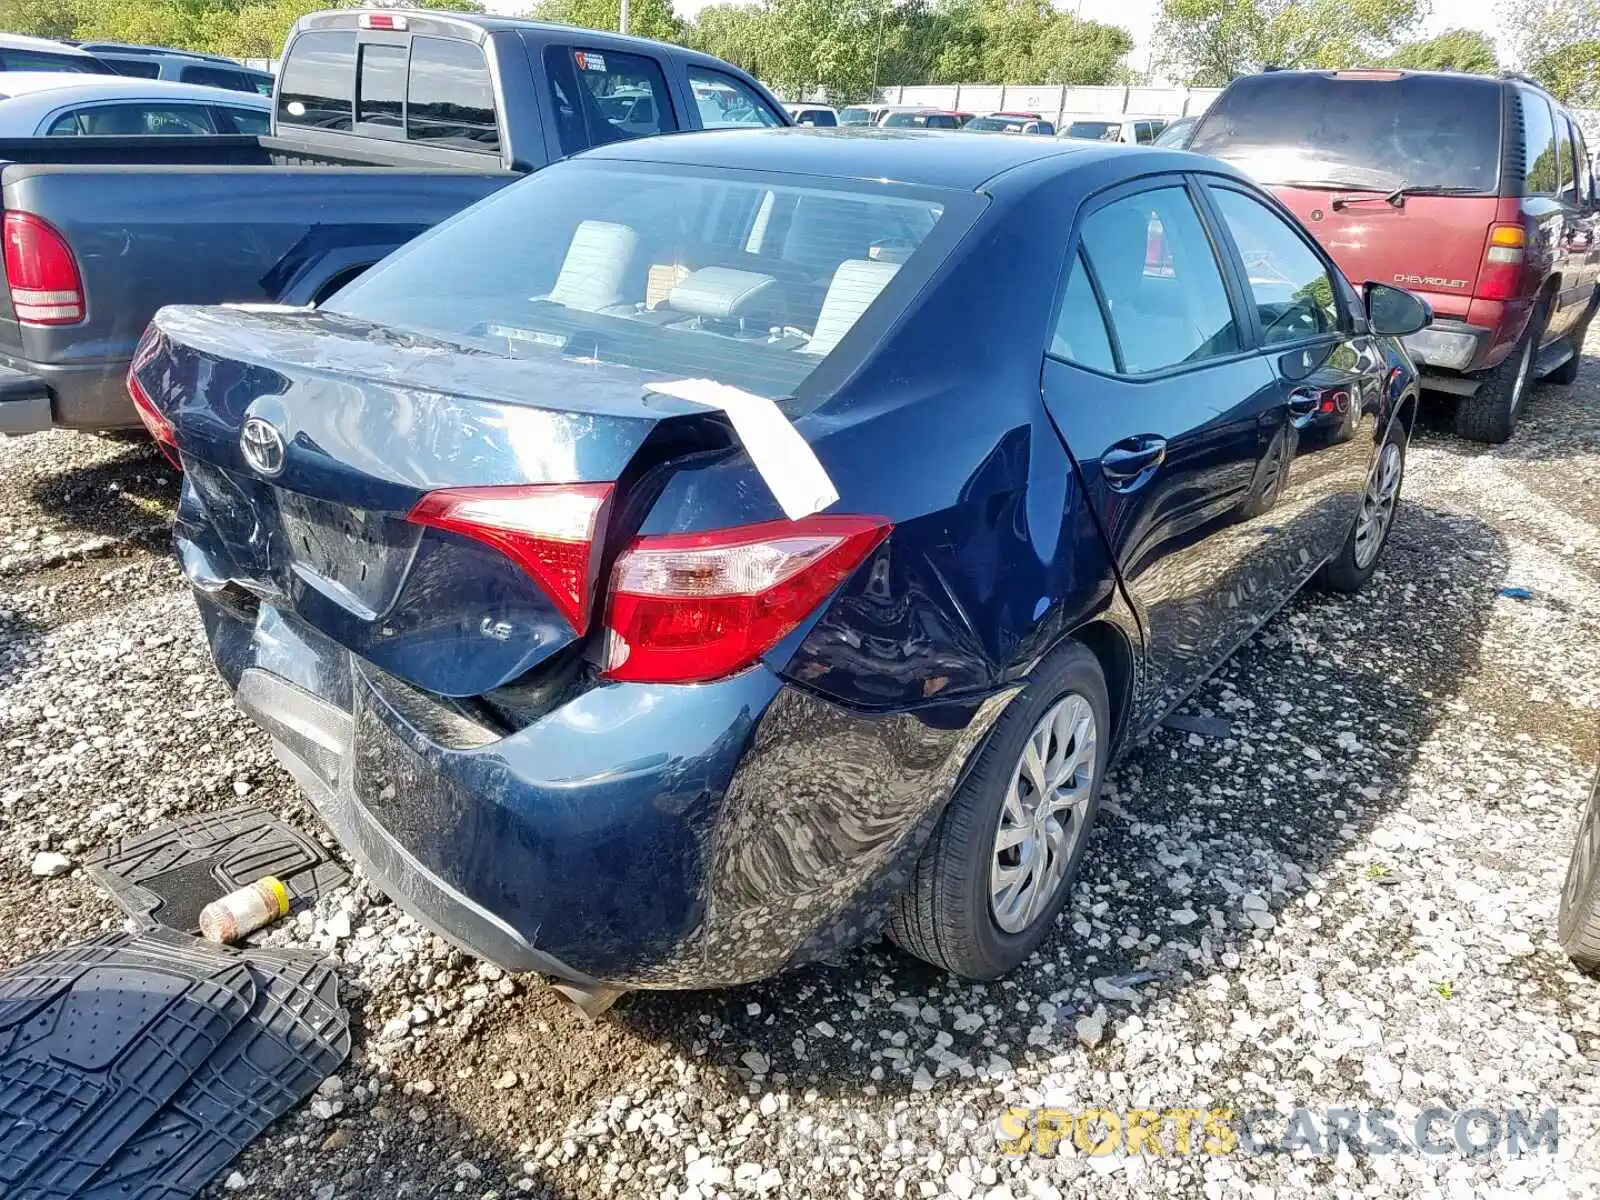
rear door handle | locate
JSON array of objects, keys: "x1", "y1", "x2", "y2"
[{"x1": 1101, "y1": 434, "x2": 1167, "y2": 486}]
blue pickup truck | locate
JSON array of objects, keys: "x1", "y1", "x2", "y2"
[{"x1": 0, "y1": 9, "x2": 788, "y2": 434}]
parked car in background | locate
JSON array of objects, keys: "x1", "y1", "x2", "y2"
[
  {"x1": 76, "y1": 43, "x2": 275, "y2": 95},
  {"x1": 1061, "y1": 116, "x2": 1167, "y2": 144},
  {"x1": 1151, "y1": 115, "x2": 1197, "y2": 148},
  {"x1": 0, "y1": 33, "x2": 115, "y2": 74},
  {"x1": 132, "y1": 129, "x2": 1425, "y2": 1008},
  {"x1": 1190, "y1": 68, "x2": 1600, "y2": 442},
  {"x1": 0, "y1": 9, "x2": 789, "y2": 437},
  {"x1": 0, "y1": 74, "x2": 269, "y2": 136},
  {"x1": 837, "y1": 103, "x2": 884, "y2": 125},
  {"x1": 966, "y1": 113, "x2": 1055, "y2": 136},
  {"x1": 786, "y1": 103, "x2": 837, "y2": 127},
  {"x1": 882, "y1": 108, "x2": 969, "y2": 129}
]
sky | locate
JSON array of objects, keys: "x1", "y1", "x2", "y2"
[{"x1": 487, "y1": 0, "x2": 1513, "y2": 77}]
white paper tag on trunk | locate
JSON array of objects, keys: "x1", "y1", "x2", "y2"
[{"x1": 643, "y1": 378, "x2": 839, "y2": 521}]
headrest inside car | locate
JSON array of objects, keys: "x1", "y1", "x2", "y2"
[{"x1": 668, "y1": 267, "x2": 778, "y2": 321}]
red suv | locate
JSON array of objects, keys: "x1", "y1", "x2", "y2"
[{"x1": 1191, "y1": 69, "x2": 1600, "y2": 442}]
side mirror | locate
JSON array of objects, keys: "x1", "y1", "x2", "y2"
[{"x1": 1364, "y1": 282, "x2": 1432, "y2": 337}]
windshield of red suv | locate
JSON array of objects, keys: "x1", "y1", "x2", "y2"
[{"x1": 1189, "y1": 72, "x2": 1503, "y2": 194}]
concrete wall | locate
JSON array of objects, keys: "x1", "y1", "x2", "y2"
[{"x1": 875, "y1": 84, "x2": 1222, "y2": 123}]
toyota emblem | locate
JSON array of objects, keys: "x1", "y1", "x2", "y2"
[{"x1": 240, "y1": 417, "x2": 286, "y2": 477}]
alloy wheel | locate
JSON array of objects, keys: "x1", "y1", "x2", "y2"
[
  {"x1": 990, "y1": 693, "x2": 1098, "y2": 934},
  {"x1": 1353, "y1": 440, "x2": 1403, "y2": 569}
]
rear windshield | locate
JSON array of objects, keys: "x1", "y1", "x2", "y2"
[
  {"x1": 1190, "y1": 73, "x2": 1502, "y2": 193},
  {"x1": 969, "y1": 116, "x2": 1026, "y2": 133},
  {"x1": 1066, "y1": 121, "x2": 1115, "y2": 139},
  {"x1": 838, "y1": 107, "x2": 872, "y2": 125},
  {"x1": 326, "y1": 161, "x2": 956, "y2": 397}
]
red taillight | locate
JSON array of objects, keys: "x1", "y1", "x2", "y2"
[
  {"x1": 3, "y1": 212, "x2": 84, "y2": 325},
  {"x1": 126, "y1": 369, "x2": 180, "y2": 469},
  {"x1": 600, "y1": 515, "x2": 891, "y2": 684},
  {"x1": 407, "y1": 483, "x2": 613, "y2": 633},
  {"x1": 1478, "y1": 222, "x2": 1529, "y2": 301}
]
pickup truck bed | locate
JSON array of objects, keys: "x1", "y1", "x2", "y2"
[{"x1": 0, "y1": 10, "x2": 788, "y2": 434}]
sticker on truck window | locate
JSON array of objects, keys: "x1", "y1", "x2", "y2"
[{"x1": 575, "y1": 51, "x2": 606, "y2": 72}]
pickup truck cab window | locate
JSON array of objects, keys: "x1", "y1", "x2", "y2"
[
  {"x1": 278, "y1": 30, "x2": 356, "y2": 131},
  {"x1": 407, "y1": 36, "x2": 498, "y2": 151},
  {"x1": 687, "y1": 67, "x2": 782, "y2": 128},
  {"x1": 543, "y1": 45, "x2": 675, "y2": 157},
  {"x1": 357, "y1": 42, "x2": 406, "y2": 128}
]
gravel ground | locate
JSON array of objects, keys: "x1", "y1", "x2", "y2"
[{"x1": 2, "y1": 341, "x2": 1599, "y2": 1200}]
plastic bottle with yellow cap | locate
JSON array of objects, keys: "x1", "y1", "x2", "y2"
[{"x1": 199, "y1": 876, "x2": 290, "y2": 944}]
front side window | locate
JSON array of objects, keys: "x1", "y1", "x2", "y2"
[
  {"x1": 278, "y1": 30, "x2": 355, "y2": 131},
  {"x1": 1050, "y1": 249, "x2": 1116, "y2": 372},
  {"x1": 544, "y1": 46, "x2": 673, "y2": 156},
  {"x1": 48, "y1": 103, "x2": 218, "y2": 136},
  {"x1": 1209, "y1": 187, "x2": 1340, "y2": 345},
  {"x1": 1558, "y1": 114, "x2": 1578, "y2": 202},
  {"x1": 1520, "y1": 90, "x2": 1559, "y2": 195},
  {"x1": 327, "y1": 162, "x2": 953, "y2": 398},
  {"x1": 357, "y1": 42, "x2": 406, "y2": 127},
  {"x1": 687, "y1": 67, "x2": 780, "y2": 128},
  {"x1": 1077, "y1": 187, "x2": 1241, "y2": 374},
  {"x1": 1575, "y1": 121, "x2": 1593, "y2": 205},
  {"x1": 408, "y1": 36, "x2": 498, "y2": 151},
  {"x1": 221, "y1": 106, "x2": 270, "y2": 135},
  {"x1": 107, "y1": 58, "x2": 161, "y2": 79}
]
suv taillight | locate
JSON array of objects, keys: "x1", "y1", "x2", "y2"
[
  {"x1": 3, "y1": 212, "x2": 84, "y2": 325},
  {"x1": 407, "y1": 483, "x2": 614, "y2": 633},
  {"x1": 600, "y1": 515, "x2": 891, "y2": 684},
  {"x1": 1478, "y1": 221, "x2": 1530, "y2": 302}
]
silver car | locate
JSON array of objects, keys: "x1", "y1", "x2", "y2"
[{"x1": 0, "y1": 72, "x2": 270, "y2": 137}]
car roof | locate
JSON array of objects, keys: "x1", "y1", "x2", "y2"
[
  {"x1": 0, "y1": 33, "x2": 103, "y2": 56},
  {"x1": 0, "y1": 72, "x2": 272, "y2": 104},
  {"x1": 579, "y1": 126, "x2": 1118, "y2": 190}
]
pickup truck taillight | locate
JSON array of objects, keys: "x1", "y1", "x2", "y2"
[
  {"x1": 3, "y1": 212, "x2": 84, "y2": 325},
  {"x1": 1477, "y1": 221, "x2": 1530, "y2": 302},
  {"x1": 600, "y1": 515, "x2": 892, "y2": 684}
]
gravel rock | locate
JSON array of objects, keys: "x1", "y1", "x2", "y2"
[{"x1": 29, "y1": 850, "x2": 71, "y2": 877}]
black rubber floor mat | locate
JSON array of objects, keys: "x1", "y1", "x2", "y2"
[
  {"x1": 0, "y1": 929, "x2": 255, "y2": 1199},
  {"x1": 78, "y1": 949, "x2": 350, "y2": 1200},
  {"x1": 86, "y1": 805, "x2": 349, "y2": 933}
]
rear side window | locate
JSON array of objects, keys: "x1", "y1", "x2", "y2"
[
  {"x1": 47, "y1": 103, "x2": 217, "y2": 136},
  {"x1": 1575, "y1": 122, "x2": 1593, "y2": 204},
  {"x1": 278, "y1": 30, "x2": 355, "y2": 131},
  {"x1": 1209, "y1": 187, "x2": 1340, "y2": 345},
  {"x1": 0, "y1": 48, "x2": 106, "y2": 73},
  {"x1": 1191, "y1": 74, "x2": 1502, "y2": 193},
  {"x1": 180, "y1": 65, "x2": 249, "y2": 92},
  {"x1": 357, "y1": 42, "x2": 405, "y2": 128},
  {"x1": 219, "y1": 106, "x2": 270, "y2": 135},
  {"x1": 1520, "y1": 91, "x2": 1559, "y2": 195},
  {"x1": 544, "y1": 46, "x2": 673, "y2": 156},
  {"x1": 407, "y1": 36, "x2": 498, "y2": 151},
  {"x1": 326, "y1": 161, "x2": 952, "y2": 398},
  {"x1": 1077, "y1": 187, "x2": 1241, "y2": 375},
  {"x1": 1050, "y1": 250, "x2": 1116, "y2": 372},
  {"x1": 106, "y1": 58, "x2": 161, "y2": 79},
  {"x1": 1557, "y1": 114, "x2": 1578, "y2": 202},
  {"x1": 688, "y1": 67, "x2": 780, "y2": 128}
]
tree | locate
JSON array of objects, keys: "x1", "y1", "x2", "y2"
[
  {"x1": 1501, "y1": 0, "x2": 1600, "y2": 104},
  {"x1": 1154, "y1": 0, "x2": 1426, "y2": 86},
  {"x1": 534, "y1": 0, "x2": 684, "y2": 43},
  {"x1": 1381, "y1": 28, "x2": 1498, "y2": 74}
]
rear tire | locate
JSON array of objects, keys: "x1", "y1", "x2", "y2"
[
  {"x1": 1315, "y1": 419, "x2": 1406, "y2": 594},
  {"x1": 1452, "y1": 304, "x2": 1546, "y2": 443},
  {"x1": 1558, "y1": 767, "x2": 1600, "y2": 971},
  {"x1": 887, "y1": 641, "x2": 1110, "y2": 979}
]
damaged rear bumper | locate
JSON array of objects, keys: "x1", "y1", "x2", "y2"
[{"x1": 198, "y1": 593, "x2": 1010, "y2": 989}]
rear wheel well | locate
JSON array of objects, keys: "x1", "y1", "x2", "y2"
[{"x1": 1071, "y1": 619, "x2": 1135, "y2": 753}]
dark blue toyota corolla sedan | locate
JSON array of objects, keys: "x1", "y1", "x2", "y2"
[{"x1": 130, "y1": 129, "x2": 1427, "y2": 1011}]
